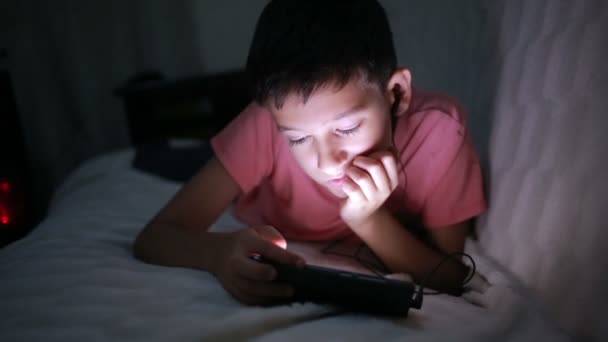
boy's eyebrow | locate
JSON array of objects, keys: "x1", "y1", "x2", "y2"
[{"x1": 278, "y1": 103, "x2": 365, "y2": 132}]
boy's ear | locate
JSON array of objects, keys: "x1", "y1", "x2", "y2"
[{"x1": 386, "y1": 68, "x2": 412, "y2": 116}]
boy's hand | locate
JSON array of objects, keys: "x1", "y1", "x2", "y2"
[
  {"x1": 340, "y1": 150, "x2": 399, "y2": 228},
  {"x1": 215, "y1": 225, "x2": 304, "y2": 306}
]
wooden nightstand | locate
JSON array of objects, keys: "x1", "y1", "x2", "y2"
[{"x1": 114, "y1": 70, "x2": 251, "y2": 145}]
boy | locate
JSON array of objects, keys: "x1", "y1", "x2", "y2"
[{"x1": 134, "y1": 0, "x2": 486, "y2": 305}]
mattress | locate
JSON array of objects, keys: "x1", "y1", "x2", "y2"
[{"x1": 0, "y1": 149, "x2": 569, "y2": 341}]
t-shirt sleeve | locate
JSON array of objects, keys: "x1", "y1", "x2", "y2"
[
  {"x1": 210, "y1": 102, "x2": 278, "y2": 194},
  {"x1": 420, "y1": 116, "x2": 487, "y2": 228},
  {"x1": 422, "y1": 130, "x2": 486, "y2": 228}
]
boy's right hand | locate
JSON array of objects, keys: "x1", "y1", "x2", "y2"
[{"x1": 215, "y1": 225, "x2": 304, "y2": 306}]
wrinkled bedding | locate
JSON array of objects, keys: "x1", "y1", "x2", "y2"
[{"x1": 0, "y1": 150, "x2": 570, "y2": 341}]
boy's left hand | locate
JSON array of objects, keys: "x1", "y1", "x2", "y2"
[{"x1": 340, "y1": 150, "x2": 399, "y2": 228}]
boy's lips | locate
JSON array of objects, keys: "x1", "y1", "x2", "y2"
[{"x1": 327, "y1": 176, "x2": 346, "y2": 186}]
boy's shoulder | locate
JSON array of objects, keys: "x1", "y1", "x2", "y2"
[
  {"x1": 393, "y1": 88, "x2": 470, "y2": 158},
  {"x1": 404, "y1": 88, "x2": 468, "y2": 126},
  {"x1": 224, "y1": 101, "x2": 277, "y2": 135}
]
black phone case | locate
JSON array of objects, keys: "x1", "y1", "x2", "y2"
[{"x1": 250, "y1": 254, "x2": 417, "y2": 316}]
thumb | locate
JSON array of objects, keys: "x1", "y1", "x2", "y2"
[
  {"x1": 253, "y1": 225, "x2": 287, "y2": 250},
  {"x1": 250, "y1": 226, "x2": 303, "y2": 266}
]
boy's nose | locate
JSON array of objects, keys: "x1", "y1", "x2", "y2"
[{"x1": 317, "y1": 143, "x2": 348, "y2": 176}]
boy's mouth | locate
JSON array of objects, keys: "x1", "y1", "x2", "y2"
[{"x1": 327, "y1": 176, "x2": 346, "y2": 187}]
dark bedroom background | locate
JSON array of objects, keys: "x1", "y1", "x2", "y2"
[{"x1": 0, "y1": 0, "x2": 488, "y2": 244}]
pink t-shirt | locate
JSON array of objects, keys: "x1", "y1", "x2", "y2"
[{"x1": 211, "y1": 88, "x2": 486, "y2": 241}]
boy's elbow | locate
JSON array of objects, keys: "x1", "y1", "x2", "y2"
[{"x1": 132, "y1": 225, "x2": 153, "y2": 261}]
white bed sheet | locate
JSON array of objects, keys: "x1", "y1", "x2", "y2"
[{"x1": 0, "y1": 149, "x2": 570, "y2": 341}]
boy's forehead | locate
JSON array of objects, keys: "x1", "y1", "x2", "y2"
[{"x1": 269, "y1": 78, "x2": 387, "y2": 130}]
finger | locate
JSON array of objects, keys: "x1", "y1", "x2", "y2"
[
  {"x1": 466, "y1": 272, "x2": 491, "y2": 294},
  {"x1": 462, "y1": 290, "x2": 487, "y2": 308},
  {"x1": 253, "y1": 225, "x2": 287, "y2": 249},
  {"x1": 222, "y1": 275, "x2": 259, "y2": 305},
  {"x1": 342, "y1": 176, "x2": 366, "y2": 203},
  {"x1": 232, "y1": 255, "x2": 277, "y2": 281},
  {"x1": 352, "y1": 155, "x2": 392, "y2": 194},
  {"x1": 227, "y1": 281, "x2": 273, "y2": 306},
  {"x1": 250, "y1": 236, "x2": 304, "y2": 266},
  {"x1": 345, "y1": 164, "x2": 376, "y2": 200},
  {"x1": 375, "y1": 152, "x2": 399, "y2": 190},
  {"x1": 224, "y1": 260, "x2": 296, "y2": 305},
  {"x1": 219, "y1": 271, "x2": 258, "y2": 305}
]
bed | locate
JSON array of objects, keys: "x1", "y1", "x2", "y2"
[
  {"x1": 1, "y1": 1, "x2": 606, "y2": 340},
  {"x1": 0, "y1": 146, "x2": 569, "y2": 341}
]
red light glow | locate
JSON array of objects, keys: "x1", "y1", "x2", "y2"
[
  {"x1": 0, "y1": 205, "x2": 10, "y2": 224},
  {"x1": 0, "y1": 181, "x2": 9, "y2": 192}
]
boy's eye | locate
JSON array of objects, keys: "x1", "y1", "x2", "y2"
[
  {"x1": 288, "y1": 136, "x2": 310, "y2": 146},
  {"x1": 337, "y1": 124, "x2": 361, "y2": 136}
]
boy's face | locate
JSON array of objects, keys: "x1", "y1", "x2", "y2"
[{"x1": 270, "y1": 79, "x2": 394, "y2": 198}]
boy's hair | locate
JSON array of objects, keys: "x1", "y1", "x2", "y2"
[{"x1": 247, "y1": 0, "x2": 397, "y2": 108}]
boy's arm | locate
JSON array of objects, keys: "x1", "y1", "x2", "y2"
[
  {"x1": 340, "y1": 149, "x2": 477, "y2": 294},
  {"x1": 133, "y1": 157, "x2": 303, "y2": 305},
  {"x1": 133, "y1": 157, "x2": 240, "y2": 273},
  {"x1": 351, "y1": 208, "x2": 470, "y2": 295},
  {"x1": 428, "y1": 221, "x2": 468, "y2": 256}
]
